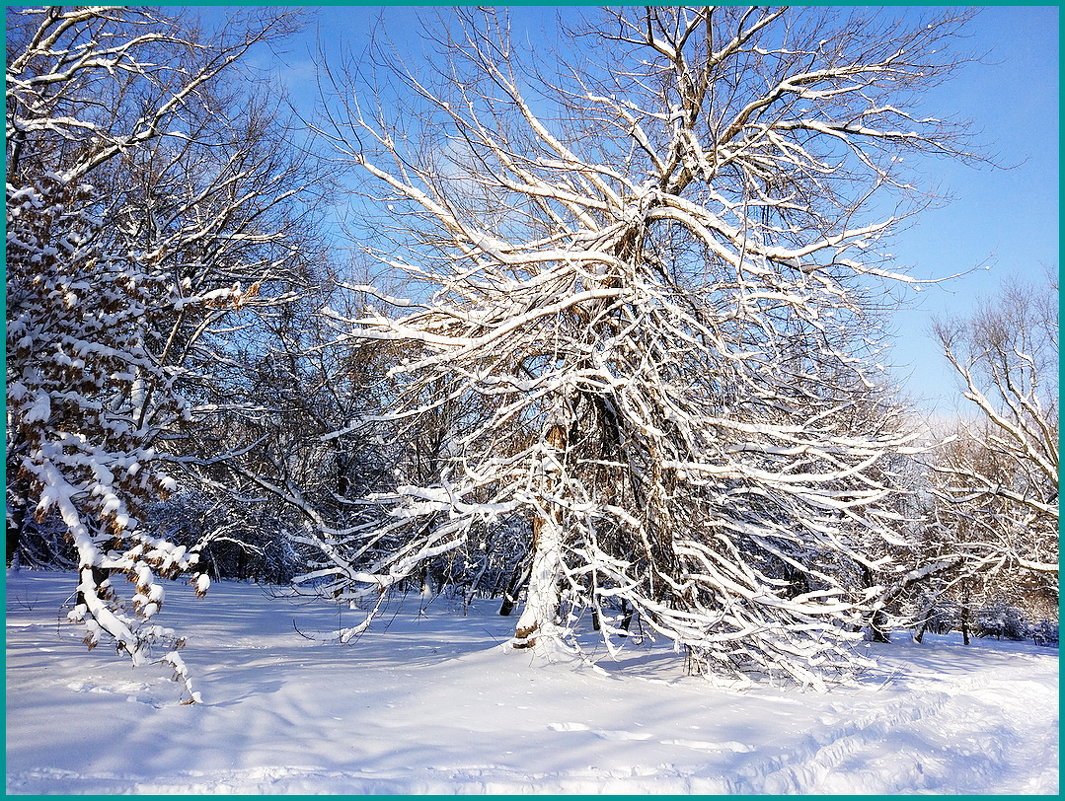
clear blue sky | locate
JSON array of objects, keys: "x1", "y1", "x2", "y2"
[
  {"x1": 874, "y1": 6, "x2": 1059, "y2": 415},
  {"x1": 198, "y1": 5, "x2": 1059, "y2": 416}
]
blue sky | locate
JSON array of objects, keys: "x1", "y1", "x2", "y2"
[
  {"x1": 198, "y1": 5, "x2": 1059, "y2": 416},
  {"x1": 879, "y1": 6, "x2": 1059, "y2": 414}
]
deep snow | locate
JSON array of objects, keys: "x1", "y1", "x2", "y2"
[{"x1": 5, "y1": 570, "x2": 1058, "y2": 794}]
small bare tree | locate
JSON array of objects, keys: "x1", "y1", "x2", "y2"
[{"x1": 930, "y1": 275, "x2": 1058, "y2": 605}]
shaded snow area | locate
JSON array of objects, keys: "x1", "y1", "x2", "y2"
[{"x1": 6, "y1": 571, "x2": 1058, "y2": 794}]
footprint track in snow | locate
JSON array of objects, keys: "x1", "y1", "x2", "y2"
[
  {"x1": 547, "y1": 722, "x2": 652, "y2": 741},
  {"x1": 547, "y1": 724, "x2": 753, "y2": 750},
  {"x1": 547, "y1": 722, "x2": 590, "y2": 731},
  {"x1": 64, "y1": 680, "x2": 162, "y2": 707},
  {"x1": 662, "y1": 739, "x2": 754, "y2": 753}
]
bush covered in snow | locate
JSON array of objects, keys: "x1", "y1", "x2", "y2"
[
  {"x1": 1029, "y1": 620, "x2": 1059, "y2": 647},
  {"x1": 973, "y1": 602, "x2": 1029, "y2": 641}
]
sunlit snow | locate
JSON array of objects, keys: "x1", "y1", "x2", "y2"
[{"x1": 6, "y1": 570, "x2": 1057, "y2": 794}]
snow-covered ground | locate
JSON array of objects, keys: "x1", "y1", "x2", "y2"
[{"x1": 6, "y1": 570, "x2": 1058, "y2": 794}]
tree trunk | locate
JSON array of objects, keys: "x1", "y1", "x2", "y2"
[
  {"x1": 863, "y1": 565, "x2": 891, "y2": 642},
  {"x1": 417, "y1": 564, "x2": 432, "y2": 596},
  {"x1": 619, "y1": 600, "x2": 634, "y2": 636},
  {"x1": 867, "y1": 609, "x2": 892, "y2": 643},
  {"x1": 512, "y1": 515, "x2": 562, "y2": 648},
  {"x1": 913, "y1": 606, "x2": 932, "y2": 644},
  {"x1": 6, "y1": 504, "x2": 23, "y2": 568},
  {"x1": 498, "y1": 558, "x2": 531, "y2": 617},
  {"x1": 914, "y1": 622, "x2": 927, "y2": 644},
  {"x1": 512, "y1": 423, "x2": 566, "y2": 649},
  {"x1": 960, "y1": 599, "x2": 971, "y2": 645}
]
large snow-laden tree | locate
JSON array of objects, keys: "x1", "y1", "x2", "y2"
[
  {"x1": 6, "y1": 6, "x2": 314, "y2": 699},
  {"x1": 306, "y1": 6, "x2": 978, "y2": 684}
]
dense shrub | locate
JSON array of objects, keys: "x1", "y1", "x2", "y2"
[{"x1": 973, "y1": 603, "x2": 1028, "y2": 641}]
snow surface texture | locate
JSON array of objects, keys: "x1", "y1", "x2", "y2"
[{"x1": 6, "y1": 571, "x2": 1058, "y2": 794}]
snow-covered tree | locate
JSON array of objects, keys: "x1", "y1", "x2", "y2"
[
  {"x1": 869, "y1": 276, "x2": 1059, "y2": 644},
  {"x1": 6, "y1": 6, "x2": 313, "y2": 698},
  {"x1": 295, "y1": 6, "x2": 982, "y2": 685},
  {"x1": 184, "y1": 284, "x2": 406, "y2": 588},
  {"x1": 931, "y1": 276, "x2": 1058, "y2": 588},
  {"x1": 898, "y1": 277, "x2": 1060, "y2": 629}
]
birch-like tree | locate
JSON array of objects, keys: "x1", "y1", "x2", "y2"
[
  {"x1": 6, "y1": 6, "x2": 313, "y2": 698},
  {"x1": 306, "y1": 6, "x2": 978, "y2": 684}
]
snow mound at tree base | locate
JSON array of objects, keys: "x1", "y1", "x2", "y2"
[{"x1": 6, "y1": 571, "x2": 1058, "y2": 794}]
